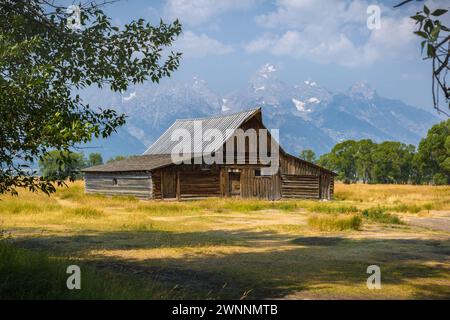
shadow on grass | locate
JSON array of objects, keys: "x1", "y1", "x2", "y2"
[{"x1": 8, "y1": 228, "x2": 450, "y2": 300}]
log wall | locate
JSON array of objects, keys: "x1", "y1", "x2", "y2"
[
  {"x1": 279, "y1": 153, "x2": 334, "y2": 200},
  {"x1": 84, "y1": 171, "x2": 152, "y2": 199},
  {"x1": 281, "y1": 174, "x2": 320, "y2": 199}
]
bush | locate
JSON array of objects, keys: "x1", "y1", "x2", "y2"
[
  {"x1": 362, "y1": 206, "x2": 403, "y2": 224},
  {"x1": 307, "y1": 214, "x2": 362, "y2": 231}
]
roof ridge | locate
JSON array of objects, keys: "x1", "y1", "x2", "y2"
[{"x1": 175, "y1": 107, "x2": 261, "y2": 122}]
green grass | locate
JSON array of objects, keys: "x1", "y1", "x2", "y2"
[
  {"x1": 65, "y1": 207, "x2": 104, "y2": 218},
  {"x1": 0, "y1": 241, "x2": 178, "y2": 299},
  {"x1": 362, "y1": 206, "x2": 403, "y2": 224},
  {"x1": 390, "y1": 203, "x2": 422, "y2": 214},
  {"x1": 135, "y1": 199, "x2": 302, "y2": 215},
  {"x1": 307, "y1": 214, "x2": 362, "y2": 231},
  {"x1": 119, "y1": 222, "x2": 155, "y2": 232},
  {"x1": 0, "y1": 201, "x2": 61, "y2": 214},
  {"x1": 306, "y1": 203, "x2": 359, "y2": 214}
]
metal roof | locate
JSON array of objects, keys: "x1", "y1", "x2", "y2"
[
  {"x1": 82, "y1": 154, "x2": 175, "y2": 173},
  {"x1": 144, "y1": 108, "x2": 261, "y2": 155}
]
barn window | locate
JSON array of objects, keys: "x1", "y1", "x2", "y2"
[
  {"x1": 255, "y1": 169, "x2": 261, "y2": 176},
  {"x1": 112, "y1": 178, "x2": 118, "y2": 186}
]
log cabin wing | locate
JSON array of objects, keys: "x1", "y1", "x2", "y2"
[{"x1": 82, "y1": 108, "x2": 336, "y2": 200}]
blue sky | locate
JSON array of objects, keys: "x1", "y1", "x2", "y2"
[{"x1": 99, "y1": 0, "x2": 449, "y2": 110}]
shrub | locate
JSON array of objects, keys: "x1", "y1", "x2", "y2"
[
  {"x1": 362, "y1": 206, "x2": 403, "y2": 224},
  {"x1": 307, "y1": 214, "x2": 362, "y2": 231}
]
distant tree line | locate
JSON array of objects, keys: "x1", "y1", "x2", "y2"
[
  {"x1": 38, "y1": 152, "x2": 131, "y2": 181},
  {"x1": 38, "y1": 152, "x2": 105, "y2": 180},
  {"x1": 299, "y1": 119, "x2": 450, "y2": 185}
]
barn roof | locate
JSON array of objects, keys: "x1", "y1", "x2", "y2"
[
  {"x1": 82, "y1": 154, "x2": 176, "y2": 173},
  {"x1": 144, "y1": 108, "x2": 261, "y2": 155}
]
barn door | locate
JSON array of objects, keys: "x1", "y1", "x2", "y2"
[
  {"x1": 228, "y1": 172, "x2": 241, "y2": 197},
  {"x1": 162, "y1": 170, "x2": 177, "y2": 199}
]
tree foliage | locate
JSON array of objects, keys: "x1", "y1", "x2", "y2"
[
  {"x1": 38, "y1": 151, "x2": 86, "y2": 181},
  {"x1": 319, "y1": 120, "x2": 450, "y2": 185},
  {"x1": 107, "y1": 155, "x2": 127, "y2": 163},
  {"x1": 0, "y1": 1, "x2": 182, "y2": 195},
  {"x1": 299, "y1": 149, "x2": 316, "y2": 163},
  {"x1": 414, "y1": 119, "x2": 450, "y2": 184},
  {"x1": 396, "y1": 1, "x2": 450, "y2": 114},
  {"x1": 87, "y1": 152, "x2": 103, "y2": 166}
]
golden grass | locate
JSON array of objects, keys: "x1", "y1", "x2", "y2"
[
  {"x1": 335, "y1": 183, "x2": 450, "y2": 207},
  {"x1": 0, "y1": 181, "x2": 449, "y2": 299},
  {"x1": 308, "y1": 214, "x2": 362, "y2": 231},
  {"x1": 65, "y1": 207, "x2": 105, "y2": 218}
]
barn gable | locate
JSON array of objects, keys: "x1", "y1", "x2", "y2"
[{"x1": 144, "y1": 108, "x2": 261, "y2": 155}]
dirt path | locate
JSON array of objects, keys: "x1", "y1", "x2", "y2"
[{"x1": 402, "y1": 211, "x2": 450, "y2": 232}]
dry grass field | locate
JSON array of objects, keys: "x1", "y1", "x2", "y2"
[{"x1": 0, "y1": 181, "x2": 449, "y2": 299}]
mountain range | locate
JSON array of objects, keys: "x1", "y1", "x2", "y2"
[{"x1": 81, "y1": 64, "x2": 442, "y2": 160}]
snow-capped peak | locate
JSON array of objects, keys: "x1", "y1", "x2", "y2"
[
  {"x1": 292, "y1": 98, "x2": 311, "y2": 112},
  {"x1": 304, "y1": 80, "x2": 317, "y2": 87},
  {"x1": 192, "y1": 76, "x2": 207, "y2": 87},
  {"x1": 257, "y1": 63, "x2": 277, "y2": 78},
  {"x1": 349, "y1": 81, "x2": 377, "y2": 100},
  {"x1": 307, "y1": 97, "x2": 320, "y2": 104}
]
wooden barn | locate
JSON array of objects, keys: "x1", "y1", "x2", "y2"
[{"x1": 82, "y1": 108, "x2": 336, "y2": 200}]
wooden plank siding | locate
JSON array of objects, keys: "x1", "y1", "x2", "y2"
[
  {"x1": 239, "y1": 167, "x2": 281, "y2": 200},
  {"x1": 152, "y1": 165, "x2": 221, "y2": 200},
  {"x1": 279, "y1": 153, "x2": 334, "y2": 200},
  {"x1": 151, "y1": 170, "x2": 162, "y2": 200},
  {"x1": 281, "y1": 174, "x2": 320, "y2": 199},
  {"x1": 84, "y1": 172, "x2": 152, "y2": 199}
]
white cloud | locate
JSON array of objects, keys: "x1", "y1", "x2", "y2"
[
  {"x1": 122, "y1": 91, "x2": 137, "y2": 102},
  {"x1": 174, "y1": 30, "x2": 234, "y2": 58},
  {"x1": 164, "y1": 0, "x2": 259, "y2": 26},
  {"x1": 247, "y1": 0, "x2": 420, "y2": 67},
  {"x1": 255, "y1": 0, "x2": 368, "y2": 30}
]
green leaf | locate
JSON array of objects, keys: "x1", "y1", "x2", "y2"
[
  {"x1": 431, "y1": 9, "x2": 448, "y2": 17},
  {"x1": 411, "y1": 14, "x2": 426, "y2": 22},
  {"x1": 427, "y1": 43, "x2": 436, "y2": 57},
  {"x1": 414, "y1": 31, "x2": 429, "y2": 39},
  {"x1": 423, "y1": 5, "x2": 430, "y2": 15}
]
